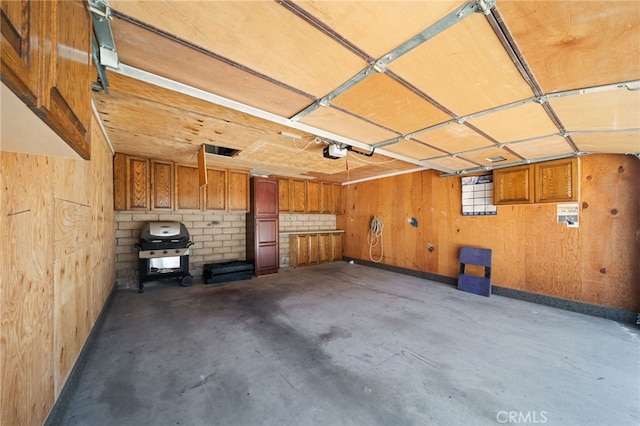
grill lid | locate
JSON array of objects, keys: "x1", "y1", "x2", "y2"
[{"x1": 149, "y1": 221, "x2": 181, "y2": 237}]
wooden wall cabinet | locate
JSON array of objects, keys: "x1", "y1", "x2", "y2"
[
  {"x1": 534, "y1": 159, "x2": 578, "y2": 203},
  {"x1": 277, "y1": 178, "x2": 343, "y2": 214},
  {"x1": 228, "y1": 170, "x2": 249, "y2": 212},
  {"x1": 205, "y1": 168, "x2": 227, "y2": 210},
  {"x1": 151, "y1": 160, "x2": 173, "y2": 210},
  {"x1": 290, "y1": 179, "x2": 307, "y2": 213},
  {"x1": 1, "y1": 0, "x2": 92, "y2": 159},
  {"x1": 247, "y1": 177, "x2": 279, "y2": 276},
  {"x1": 494, "y1": 158, "x2": 578, "y2": 205},
  {"x1": 175, "y1": 164, "x2": 200, "y2": 210},
  {"x1": 289, "y1": 232, "x2": 343, "y2": 267},
  {"x1": 113, "y1": 153, "x2": 149, "y2": 210},
  {"x1": 277, "y1": 177, "x2": 291, "y2": 213},
  {"x1": 493, "y1": 165, "x2": 534, "y2": 205},
  {"x1": 114, "y1": 153, "x2": 251, "y2": 212},
  {"x1": 306, "y1": 181, "x2": 321, "y2": 213}
]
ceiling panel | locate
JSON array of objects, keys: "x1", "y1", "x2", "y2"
[
  {"x1": 299, "y1": 107, "x2": 399, "y2": 144},
  {"x1": 390, "y1": 14, "x2": 533, "y2": 116},
  {"x1": 497, "y1": 1, "x2": 640, "y2": 93},
  {"x1": 103, "y1": 72, "x2": 311, "y2": 137},
  {"x1": 383, "y1": 140, "x2": 446, "y2": 160},
  {"x1": 467, "y1": 103, "x2": 558, "y2": 143},
  {"x1": 458, "y1": 146, "x2": 521, "y2": 167},
  {"x1": 549, "y1": 89, "x2": 640, "y2": 131},
  {"x1": 331, "y1": 73, "x2": 451, "y2": 134},
  {"x1": 426, "y1": 156, "x2": 478, "y2": 172},
  {"x1": 109, "y1": 0, "x2": 367, "y2": 97},
  {"x1": 572, "y1": 132, "x2": 640, "y2": 154},
  {"x1": 293, "y1": 1, "x2": 461, "y2": 58},
  {"x1": 507, "y1": 135, "x2": 574, "y2": 159},
  {"x1": 110, "y1": 17, "x2": 313, "y2": 118},
  {"x1": 95, "y1": 93, "x2": 264, "y2": 150},
  {"x1": 414, "y1": 123, "x2": 495, "y2": 153}
]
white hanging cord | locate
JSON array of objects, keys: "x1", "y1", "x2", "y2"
[{"x1": 367, "y1": 216, "x2": 384, "y2": 263}]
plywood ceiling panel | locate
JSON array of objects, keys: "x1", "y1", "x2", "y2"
[
  {"x1": 299, "y1": 107, "x2": 398, "y2": 144},
  {"x1": 111, "y1": 17, "x2": 313, "y2": 118},
  {"x1": 331, "y1": 73, "x2": 451, "y2": 134},
  {"x1": 468, "y1": 103, "x2": 559, "y2": 143},
  {"x1": 383, "y1": 139, "x2": 446, "y2": 160},
  {"x1": 390, "y1": 14, "x2": 534, "y2": 116},
  {"x1": 322, "y1": 156, "x2": 420, "y2": 182},
  {"x1": 293, "y1": 1, "x2": 461, "y2": 58},
  {"x1": 94, "y1": 93, "x2": 264, "y2": 150},
  {"x1": 508, "y1": 136, "x2": 574, "y2": 159},
  {"x1": 572, "y1": 132, "x2": 640, "y2": 153},
  {"x1": 458, "y1": 146, "x2": 521, "y2": 167},
  {"x1": 426, "y1": 156, "x2": 478, "y2": 171},
  {"x1": 105, "y1": 128, "x2": 202, "y2": 164},
  {"x1": 414, "y1": 123, "x2": 494, "y2": 153},
  {"x1": 549, "y1": 89, "x2": 640, "y2": 131},
  {"x1": 109, "y1": 0, "x2": 367, "y2": 97},
  {"x1": 103, "y1": 73, "x2": 312, "y2": 138},
  {"x1": 497, "y1": 1, "x2": 640, "y2": 93}
]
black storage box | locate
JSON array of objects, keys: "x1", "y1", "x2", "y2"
[{"x1": 204, "y1": 261, "x2": 254, "y2": 285}]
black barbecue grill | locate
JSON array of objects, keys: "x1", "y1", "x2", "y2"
[{"x1": 135, "y1": 221, "x2": 194, "y2": 292}]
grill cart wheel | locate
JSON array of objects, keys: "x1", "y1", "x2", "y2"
[{"x1": 180, "y1": 275, "x2": 194, "y2": 287}]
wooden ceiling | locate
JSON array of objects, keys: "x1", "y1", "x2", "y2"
[{"x1": 94, "y1": 0, "x2": 640, "y2": 182}]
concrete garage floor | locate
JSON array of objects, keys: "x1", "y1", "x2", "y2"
[{"x1": 59, "y1": 262, "x2": 639, "y2": 426}]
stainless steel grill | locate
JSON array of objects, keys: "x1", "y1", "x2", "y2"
[{"x1": 135, "y1": 221, "x2": 193, "y2": 292}]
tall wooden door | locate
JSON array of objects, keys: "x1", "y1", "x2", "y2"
[{"x1": 247, "y1": 177, "x2": 279, "y2": 276}]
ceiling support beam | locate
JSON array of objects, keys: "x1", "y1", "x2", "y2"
[
  {"x1": 289, "y1": 0, "x2": 496, "y2": 122},
  {"x1": 111, "y1": 64, "x2": 456, "y2": 174},
  {"x1": 438, "y1": 152, "x2": 587, "y2": 177}
]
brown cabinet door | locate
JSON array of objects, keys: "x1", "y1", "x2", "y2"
[
  {"x1": 320, "y1": 182, "x2": 333, "y2": 213},
  {"x1": 113, "y1": 153, "x2": 127, "y2": 211},
  {"x1": 1, "y1": 0, "x2": 40, "y2": 103},
  {"x1": 205, "y1": 168, "x2": 227, "y2": 210},
  {"x1": 332, "y1": 183, "x2": 343, "y2": 214},
  {"x1": 306, "y1": 181, "x2": 320, "y2": 213},
  {"x1": 278, "y1": 177, "x2": 291, "y2": 212},
  {"x1": 175, "y1": 164, "x2": 200, "y2": 210},
  {"x1": 151, "y1": 160, "x2": 173, "y2": 210},
  {"x1": 254, "y1": 218, "x2": 279, "y2": 275},
  {"x1": 126, "y1": 156, "x2": 149, "y2": 210},
  {"x1": 308, "y1": 234, "x2": 319, "y2": 264},
  {"x1": 493, "y1": 165, "x2": 533, "y2": 205},
  {"x1": 290, "y1": 179, "x2": 307, "y2": 213},
  {"x1": 228, "y1": 170, "x2": 249, "y2": 212},
  {"x1": 40, "y1": 0, "x2": 92, "y2": 159},
  {"x1": 318, "y1": 233, "x2": 332, "y2": 263},
  {"x1": 535, "y1": 158, "x2": 578, "y2": 203},
  {"x1": 289, "y1": 235, "x2": 308, "y2": 267},
  {"x1": 331, "y1": 233, "x2": 343, "y2": 261},
  {"x1": 253, "y1": 177, "x2": 279, "y2": 216}
]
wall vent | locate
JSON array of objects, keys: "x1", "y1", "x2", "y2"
[{"x1": 204, "y1": 143, "x2": 240, "y2": 157}]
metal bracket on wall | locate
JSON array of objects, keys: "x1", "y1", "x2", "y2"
[{"x1": 289, "y1": 0, "x2": 496, "y2": 122}]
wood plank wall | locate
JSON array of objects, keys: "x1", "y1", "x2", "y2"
[
  {"x1": 339, "y1": 154, "x2": 640, "y2": 312},
  {"x1": 0, "y1": 114, "x2": 115, "y2": 425}
]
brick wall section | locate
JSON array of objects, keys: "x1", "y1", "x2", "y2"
[
  {"x1": 115, "y1": 211, "x2": 337, "y2": 287},
  {"x1": 278, "y1": 213, "x2": 337, "y2": 267},
  {"x1": 115, "y1": 211, "x2": 246, "y2": 288}
]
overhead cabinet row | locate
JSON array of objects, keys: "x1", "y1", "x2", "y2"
[
  {"x1": 277, "y1": 177, "x2": 343, "y2": 214},
  {"x1": 113, "y1": 153, "x2": 249, "y2": 212},
  {"x1": 1, "y1": 0, "x2": 93, "y2": 158},
  {"x1": 493, "y1": 158, "x2": 579, "y2": 205}
]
